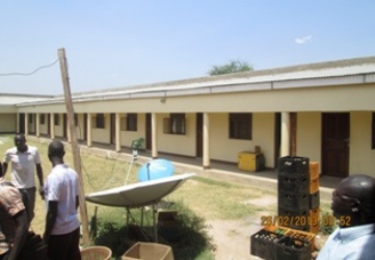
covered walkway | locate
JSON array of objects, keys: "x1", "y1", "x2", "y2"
[{"x1": 74, "y1": 140, "x2": 339, "y2": 202}]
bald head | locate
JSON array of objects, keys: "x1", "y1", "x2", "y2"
[
  {"x1": 337, "y1": 174, "x2": 375, "y2": 202},
  {"x1": 48, "y1": 140, "x2": 65, "y2": 159},
  {"x1": 332, "y1": 174, "x2": 375, "y2": 225}
]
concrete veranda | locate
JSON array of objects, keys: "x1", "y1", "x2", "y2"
[
  {"x1": 29, "y1": 135, "x2": 338, "y2": 202},
  {"x1": 52, "y1": 138, "x2": 338, "y2": 203}
]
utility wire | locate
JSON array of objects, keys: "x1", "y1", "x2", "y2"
[{"x1": 0, "y1": 58, "x2": 59, "y2": 77}]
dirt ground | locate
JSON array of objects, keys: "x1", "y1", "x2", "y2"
[
  {"x1": 207, "y1": 195, "x2": 277, "y2": 260},
  {"x1": 207, "y1": 194, "x2": 329, "y2": 260}
]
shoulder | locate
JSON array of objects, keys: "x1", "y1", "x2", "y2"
[
  {"x1": 0, "y1": 183, "x2": 22, "y2": 201},
  {"x1": 5, "y1": 147, "x2": 17, "y2": 154},
  {"x1": 28, "y1": 146, "x2": 39, "y2": 153}
]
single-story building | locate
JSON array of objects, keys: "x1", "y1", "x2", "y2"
[{"x1": 1, "y1": 56, "x2": 375, "y2": 179}]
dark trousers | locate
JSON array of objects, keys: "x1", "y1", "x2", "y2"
[
  {"x1": 18, "y1": 187, "x2": 36, "y2": 223},
  {"x1": 47, "y1": 227, "x2": 81, "y2": 260}
]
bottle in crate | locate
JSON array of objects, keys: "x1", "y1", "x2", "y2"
[
  {"x1": 250, "y1": 228, "x2": 284, "y2": 260},
  {"x1": 274, "y1": 235, "x2": 311, "y2": 260}
]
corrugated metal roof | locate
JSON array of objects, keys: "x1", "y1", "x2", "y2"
[
  {"x1": 12, "y1": 56, "x2": 375, "y2": 106},
  {"x1": 67, "y1": 56, "x2": 375, "y2": 98},
  {"x1": 0, "y1": 94, "x2": 53, "y2": 106}
]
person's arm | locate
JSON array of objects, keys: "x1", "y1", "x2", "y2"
[
  {"x1": 36, "y1": 164, "x2": 44, "y2": 200},
  {"x1": 43, "y1": 201, "x2": 58, "y2": 244},
  {"x1": 7, "y1": 210, "x2": 28, "y2": 260},
  {"x1": 2, "y1": 162, "x2": 8, "y2": 177}
]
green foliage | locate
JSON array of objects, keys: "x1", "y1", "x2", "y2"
[
  {"x1": 209, "y1": 59, "x2": 253, "y2": 75},
  {"x1": 92, "y1": 201, "x2": 215, "y2": 260}
]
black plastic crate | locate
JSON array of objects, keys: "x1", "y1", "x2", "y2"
[
  {"x1": 278, "y1": 173, "x2": 309, "y2": 194},
  {"x1": 274, "y1": 235, "x2": 311, "y2": 260},
  {"x1": 309, "y1": 191, "x2": 320, "y2": 209},
  {"x1": 278, "y1": 156, "x2": 309, "y2": 177},
  {"x1": 278, "y1": 190, "x2": 309, "y2": 211},
  {"x1": 250, "y1": 229, "x2": 284, "y2": 260}
]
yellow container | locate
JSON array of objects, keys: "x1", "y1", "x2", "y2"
[{"x1": 238, "y1": 151, "x2": 265, "y2": 172}]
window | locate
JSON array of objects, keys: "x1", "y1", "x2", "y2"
[
  {"x1": 54, "y1": 114, "x2": 60, "y2": 126},
  {"x1": 229, "y1": 113, "x2": 252, "y2": 140},
  {"x1": 28, "y1": 114, "x2": 33, "y2": 124},
  {"x1": 127, "y1": 113, "x2": 137, "y2": 131},
  {"x1": 96, "y1": 113, "x2": 105, "y2": 129},
  {"x1": 372, "y1": 113, "x2": 375, "y2": 149},
  {"x1": 164, "y1": 113, "x2": 186, "y2": 134},
  {"x1": 40, "y1": 114, "x2": 45, "y2": 124}
]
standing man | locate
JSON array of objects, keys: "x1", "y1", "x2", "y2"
[
  {"x1": 317, "y1": 174, "x2": 375, "y2": 259},
  {"x1": 43, "y1": 140, "x2": 81, "y2": 260},
  {"x1": 0, "y1": 176, "x2": 29, "y2": 260},
  {"x1": 2, "y1": 133, "x2": 44, "y2": 223}
]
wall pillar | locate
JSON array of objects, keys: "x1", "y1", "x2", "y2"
[
  {"x1": 87, "y1": 113, "x2": 92, "y2": 147},
  {"x1": 203, "y1": 113, "x2": 210, "y2": 169},
  {"x1": 50, "y1": 113, "x2": 55, "y2": 139},
  {"x1": 280, "y1": 112, "x2": 290, "y2": 157},
  {"x1": 24, "y1": 113, "x2": 28, "y2": 136},
  {"x1": 16, "y1": 113, "x2": 20, "y2": 132},
  {"x1": 115, "y1": 113, "x2": 121, "y2": 152},
  {"x1": 36, "y1": 113, "x2": 40, "y2": 137},
  {"x1": 151, "y1": 113, "x2": 158, "y2": 158}
]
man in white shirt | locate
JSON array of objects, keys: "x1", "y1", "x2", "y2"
[
  {"x1": 317, "y1": 174, "x2": 375, "y2": 260},
  {"x1": 43, "y1": 140, "x2": 81, "y2": 260},
  {"x1": 2, "y1": 133, "x2": 44, "y2": 223}
]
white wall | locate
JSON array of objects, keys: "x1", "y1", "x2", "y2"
[
  {"x1": 157, "y1": 113, "x2": 196, "y2": 157},
  {"x1": 92, "y1": 114, "x2": 110, "y2": 144},
  {"x1": 39, "y1": 114, "x2": 49, "y2": 135},
  {"x1": 120, "y1": 113, "x2": 146, "y2": 148},
  {"x1": 0, "y1": 114, "x2": 16, "y2": 132},
  {"x1": 297, "y1": 112, "x2": 322, "y2": 173},
  {"x1": 209, "y1": 113, "x2": 275, "y2": 167},
  {"x1": 350, "y1": 112, "x2": 375, "y2": 177},
  {"x1": 74, "y1": 114, "x2": 85, "y2": 140}
]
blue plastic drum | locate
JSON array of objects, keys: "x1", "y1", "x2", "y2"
[{"x1": 138, "y1": 158, "x2": 175, "y2": 181}]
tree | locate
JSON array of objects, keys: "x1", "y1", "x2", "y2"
[{"x1": 208, "y1": 60, "x2": 253, "y2": 76}]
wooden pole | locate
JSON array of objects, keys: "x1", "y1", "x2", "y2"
[{"x1": 58, "y1": 48, "x2": 90, "y2": 246}]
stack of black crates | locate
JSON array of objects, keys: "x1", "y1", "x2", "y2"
[
  {"x1": 277, "y1": 156, "x2": 320, "y2": 234},
  {"x1": 250, "y1": 156, "x2": 320, "y2": 259}
]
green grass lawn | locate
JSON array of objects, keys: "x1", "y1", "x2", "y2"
[{"x1": 0, "y1": 134, "x2": 334, "y2": 259}]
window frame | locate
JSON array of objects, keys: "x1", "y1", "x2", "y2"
[
  {"x1": 96, "y1": 113, "x2": 105, "y2": 129},
  {"x1": 126, "y1": 113, "x2": 138, "y2": 131},
  {"x1": 170, "y1": 113, "x2": 186, "y2": 135},
  {"x1": 229, "y1": 113, "x2": 252, "y2": 140}
]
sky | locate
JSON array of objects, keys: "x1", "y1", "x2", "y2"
[{"x1": 1, "y1": 1, "x2": 375, "y2": 95}]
